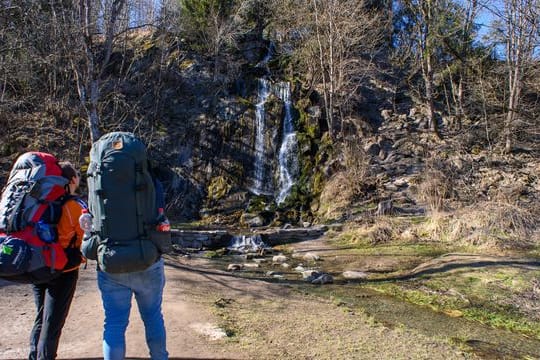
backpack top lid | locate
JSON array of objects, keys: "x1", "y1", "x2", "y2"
[
  {"x1": 11, "y1": 152, "x2": 63, "y2": 177},
  {"x1": 0, "y1": 152, "x2": 68, "y2": 233},
  {"x1": 92, "y1": 132, "x2": 148, "y2": 163}
]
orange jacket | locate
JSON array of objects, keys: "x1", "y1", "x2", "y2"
[{"x1": 57, "y1": 198, "x2": 86, "y2": 272}]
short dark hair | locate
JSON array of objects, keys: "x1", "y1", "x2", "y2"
[{"x1": 59, "y1": 161, "x2": 78, "y2": 180}]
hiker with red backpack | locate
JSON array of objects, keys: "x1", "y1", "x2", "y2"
[
  {"x1": 0, "y1": 152, "x2": 87, "y2": 360},
  {"x1": 28, "y1": 161, "x2": 87, "y2": 360}
]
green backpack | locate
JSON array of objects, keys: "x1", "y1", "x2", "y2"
[{"x1": 85, "y1": 132, "x2": 160, "y2": 273}]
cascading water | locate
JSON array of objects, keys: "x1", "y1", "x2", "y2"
[
  {"x1": 250, "y1": 43, "x2": 298, "y2": 203},
  {"x1": 251, "y1": 78, "x2": 271, "y2": 195},
  {"x1": 275, "y1": 82, "x2": 298, "y2": 204},
  {"x1": 250, "y1": 43, "x2": 275, "y2": 196},
  {"x1": 227, "y1": 234, "x2": 269, "y2": 254}
]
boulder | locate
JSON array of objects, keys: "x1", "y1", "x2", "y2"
[
  {"x1": 311, "y1": 273, "x2": 334, "y2": 285},
  {"x1": 342, "y1": 271, "x2": 369, "y2": 280},
  {"x1": 272, "y1": 254, "x2": 288, "y2": 264}
]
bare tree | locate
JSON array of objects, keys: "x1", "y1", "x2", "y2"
[
  {"x1": 490, "y1": 0, "x2": 540, "y2": 152},
  {"x1": 276, "y1": 0, "x2": 386, "y2": 140},
  {"x1": 396, "y1": 0, "x2": 453, "y2": 138},
  {"x1": 417, "y1": 0, "x2": 439, "y2": 137},
  {"x1": 394, "y1": 0, "x2": 472, "y2": 138},
  {"x1": 446, "y1": 0, "x2": 481, "y2": 127},
  {"x1": 69, "y1": 0, "x2": 127, "y2": 143},
  {"x1": 0, "y1": 2, "x2": 74, "y2": 106},
  {"x1": 180, "y1": 0, "x2": 250, "y2": 81}
]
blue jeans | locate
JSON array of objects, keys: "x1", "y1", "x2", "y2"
[{"x1": 97, "y1": 258, "x2": 168, "y2": 360}]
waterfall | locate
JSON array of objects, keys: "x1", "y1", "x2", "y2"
[
  {"x1": 250, "y1": 44, "x2": 297, "y2": 203},
  {"x1": 251, "y1": 78, "x2": 271, "y2": 195},
  {"x1": 275, "y1": 82, "x2": 298, "y2": 204},
  {"x1": 251, "y1": 43, "x2": 274, "y2": 195}
]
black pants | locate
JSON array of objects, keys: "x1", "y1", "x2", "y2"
[{"x1": 29, "y1": 269, "x2": 79, "y2": 360}]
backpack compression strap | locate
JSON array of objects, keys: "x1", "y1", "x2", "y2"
[{"x1": 134, "y1": 162, "x2": 147, "y2": 238}]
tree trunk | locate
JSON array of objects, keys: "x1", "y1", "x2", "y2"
[
  {"x1": 313, "y1": 0, "x2": 333, "y2": 139},
  {"x1": 89, "y1": 79, "x2": 100, "y2": 143},
  {"x1": 419, "y1": 0, "x2": 441, "y2": 139},
  {"x1": 456, "y1": 77, "x2": 464, "y2": 129},
  {"x1": 424, "y1": 51, "x2": 440, "y2": 138},
  {"x1": 73, "y1": 0, "x2": 127, "y2": 143},
  {"x1": 376, "y1": 199, "x2": 394, "y2": 216}
]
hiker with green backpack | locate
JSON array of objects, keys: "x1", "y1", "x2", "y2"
[{"x1": 82, "y1": 132, "x2": 171, "y2": 360}]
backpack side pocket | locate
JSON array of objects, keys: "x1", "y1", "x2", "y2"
[
  {"x1": 149, "y1": 230, "x2": 173, "y2": 254},
  {"x1": 81, "y1": 234, "x2": 100, "y2": 261}
]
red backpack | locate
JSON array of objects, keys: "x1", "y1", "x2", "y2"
[{"x1": 0, "y1": 152, "x2": 69, "y2": 284}]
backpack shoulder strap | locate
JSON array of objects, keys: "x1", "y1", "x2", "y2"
[{"x1": 87, "y1": 155, "x2": 106, "y2": 238}]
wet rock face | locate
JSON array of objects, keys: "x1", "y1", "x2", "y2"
[
  {"x1": 157, "y1": 71, "x2": 296, "y2": 222},
  {"x1": 157, "y1": 167, "x2": 204, "y2": 221}
]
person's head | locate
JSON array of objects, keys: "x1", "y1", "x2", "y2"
[{"x1": 59, "y1": 161, "x2": 80, "y2": 195}]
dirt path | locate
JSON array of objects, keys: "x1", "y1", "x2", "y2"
[
  {"x1": 0, "y1": 260, "x2": 246, "y2": 360},
  {"x1": 0, "y1": 249, "x2": 481, "y2": 360}
]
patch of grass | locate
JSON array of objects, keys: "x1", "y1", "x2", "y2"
[
  {"x1": 330, "y1": 295, "x2": 349, "y2": 307},
  {"x1": 408, "y1": 216, "x2": 428, "y2": 225},
  {"x1": 211, "y1": 298, "x2": 240, "y2": 340},
  {"x1": 420, "y1": 202, "x2": 538, "y2": 249},
  {"x1": 463, "y1": 307, "x2": 540, "y2": 338},
  {"x1": 367, "y1": 283, "x2": 468, "y2": 311},
  {"x1": 324, "y1": 229, "x2": 340, "y2": 239},
  {"x1": 448, "y1": 336, "x2": 473, "y2": 352},
  {"x1": 333, "y1": 229, "x2": 370, "y2": 247},
  {"x1": 349, "y1": 202, "x2": 377, "y2": 216},
  {"x1": 334, "y1": 219, "x2": 402, "y2": 246},
  {"x1": 529, "y1": 244, "x2": 540, "y2": 258},
  {"x1": 366, "y1": 265, "x2": 540, "y2": 339},
  {"x1": 203, "y1": 249, "x2": 226, "y2": 259},
  {"x1": 333, "y1": 243, "x2": 450, "y2": 258},
  {"x1": 273, "y1": 244, "x2": 293, "y2": 254}
]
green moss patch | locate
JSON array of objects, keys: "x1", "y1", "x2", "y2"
[{"x1": 366, "y1": 265, "x2": 540, "y2": 339}]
